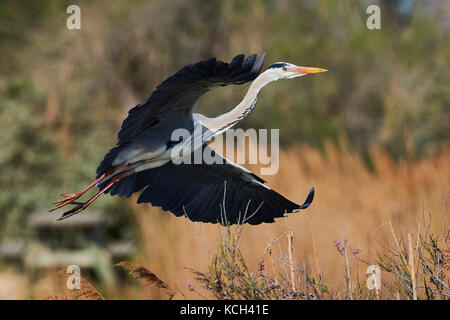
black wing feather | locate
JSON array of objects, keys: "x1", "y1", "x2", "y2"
[
  {"x1": 116, "y1": 53, "x2": 266, "y2": 146},
  {"x1": 121, "y1": 145, "x2": 315, "y2": 225},
  {"x1": 96, "y1": 53, "x2": 266, "y2": 177}
]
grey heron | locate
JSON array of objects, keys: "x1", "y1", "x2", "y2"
[{"x1": 51, "y1": 53, "x2": 327, "y2": 225}]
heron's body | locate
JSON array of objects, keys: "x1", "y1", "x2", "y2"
[{"x1": 51, "y1": 53, "x2": 326, "y2": 224}]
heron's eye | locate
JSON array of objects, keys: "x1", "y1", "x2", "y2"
[{"x1": 282, "y1": 66, "x2": 287, "y2": 71}]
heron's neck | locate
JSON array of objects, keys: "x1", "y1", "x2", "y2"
[{"x1": 208, "y1": 72, "x2": 273, "y2": 132}]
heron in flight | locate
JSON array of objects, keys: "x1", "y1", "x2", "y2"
[{"x1": 51, "y1": 53, "x2": 327, "y2": 224}]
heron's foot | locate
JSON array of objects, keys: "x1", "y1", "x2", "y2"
[
  {"x1": 57, "y1": 201, "x2": 92, "y2": 221},
  {"x1": 50, "y1": 193, "x2": 84, "y2": 211},
  {"x1": 54, "y1": 193, "x2": 79, "y2": 203},
  {"x1": 54, "y1": 168, "x2": 136, "y2": 221},
  {"x1": 49, "y1": 181, "x2": 103, "y2": 212},
  {"x1": 56, "y1": 187, "x2": 107, "y2": 220},
  {"x1": 51, "y1": 189, "x2": 103, "y2": 211},
  {"x1": 50, "y1": 163, "x2": 130, "y2": 212}
]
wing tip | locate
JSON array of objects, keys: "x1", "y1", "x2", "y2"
[
  {"x1": 296, "y1": 187, "x2": 315, "y2": 210},
  {"x1": 251, "y1": 52, "x2": 267, "y2": 75}
]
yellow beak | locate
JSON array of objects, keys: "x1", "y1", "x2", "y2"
[{"x1": 289, "y1": 66, "x2": 328, "y2": 74}]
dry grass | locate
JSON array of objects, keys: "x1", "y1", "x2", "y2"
[
  {"x1": 42, "y1": 269, "x2": 104, "y2": 300},
  {"x1": 377, "y1": 218, "x2": 449, "y2": 299},
  {"x1": 130, "y1": 142, "x2": 449, "y2": 299},
  {"x1": 114, "y1": 261, "x2": 175, "y2": 299},
  {"x1": 186, "y1": 211, "x2": 448, "y2": 300},
  {"x1": 0, "y1": 143, "x2": 448, "y2": 299}
]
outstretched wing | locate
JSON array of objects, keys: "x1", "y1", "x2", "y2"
[
  {"x1": 117, "y1": 53, "x2": 267, "y2": 145},
  {"x1": 96, "y1": 53, "x2": 267, "y2": 177},
  {"x1": 106, "y1": 145, "x2": 314, "y2": 225}
]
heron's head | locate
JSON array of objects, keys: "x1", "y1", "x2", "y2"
[{"x1": 264, "y1": 62, "x2": 327, "y2": 81}]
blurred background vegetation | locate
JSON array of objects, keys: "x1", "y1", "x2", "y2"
[{"x1": 0, "y1": 0, "x2": 448, "y2": 299}]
